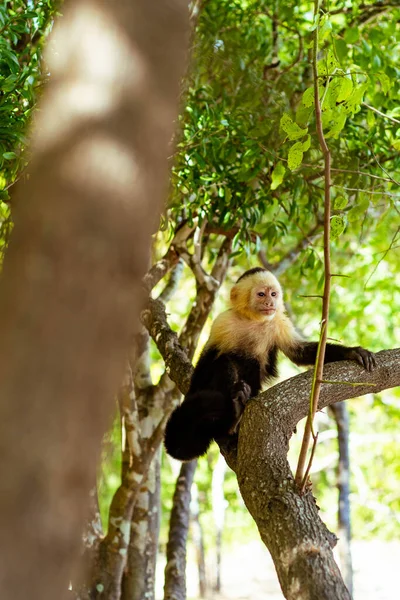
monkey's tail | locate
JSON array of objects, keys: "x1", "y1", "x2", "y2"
[{"x1": 164, "y1": 391, "x2": 230, "y2": 461}]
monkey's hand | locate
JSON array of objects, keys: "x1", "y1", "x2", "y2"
[
  {"x1": 229, "y1": 380, "x2": 252, "y2": 434},
  {"x1": 347, "y1": 347, "x2": 376, "y2": 372}
]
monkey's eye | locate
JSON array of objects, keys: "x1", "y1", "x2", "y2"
[
  {"x1": 271, "y1": 291, "x2": 277, "y2": 297},
  {"x1": 257, "y1": 292, "x2": 265, "y2": 297}
]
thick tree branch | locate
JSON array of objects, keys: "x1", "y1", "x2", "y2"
[
  {"x1": 218, "y1": 348, "x2": 400, "y2": 600},
  {"x1": 141, "y1": 298, "x2": 193, "y2": 395}
]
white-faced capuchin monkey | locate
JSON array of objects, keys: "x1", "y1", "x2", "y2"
[{"x1": 164, "y1": 267, "x2": 376, "y2": 461}]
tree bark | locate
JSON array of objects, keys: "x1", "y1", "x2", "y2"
[
  {"x1": 190, "y1": 483, "x2": 207, "y2": 598},
  {"x1": 121, "y1": 451, "x2": 161, "y2": 600},
  {"x1": 220, "y1": 348, "x2": 400, "y2": 600},
  {"x1": 164, "y1": 460, "x2": 197, "y2": 600},
  {"x1": 0, "y1": 1, "x2": 189, "y2": 599},
  {"x1": 73, "y1": 487, "x2": 104, "y2": 599},
  {"x1": 212, "y1": 454, "x2": 227, "y2": 593},
  {"x1": 330, "y1": 402, "x2": 353, "y2": 596}
]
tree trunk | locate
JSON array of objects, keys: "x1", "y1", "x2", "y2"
[
  {"x1": 212, "y1": 454, "x2": 227, "y2": 593},
  {"x1": 72, "y1": 487, "x2": 104, "y2": 599},
  {"x1": 190, "y1": 483, "x2": 207, "y2": 598},
  {"x1": 121, "y1": 451, "x2": 161, "y2": 600},
  {"x1": 330, "y1": 402, "x2": 353, "y2": 596},
  {"x1": 164, "y1": 460, "x2": 197, "y2": 600},
  {"x1": 0, "y1": 1, "x2": 189, "y2": 598}
]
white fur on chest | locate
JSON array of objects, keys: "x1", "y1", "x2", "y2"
[
  {"x1": 208, "y1": 310, "x2": 282, "y2": 360},
  {"x1": 229, "y1": 319, "x2": 277, "y2": 359}
]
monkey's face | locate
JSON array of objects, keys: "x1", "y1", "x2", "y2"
[
  {"x1": 251, "y1": 284, "x2": 281, "y2": 321},
  {"x1": 230, "y1": 271, "x2": 283, "y2": 322}
]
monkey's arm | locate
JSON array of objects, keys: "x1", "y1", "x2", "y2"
[{"x1": 282, "y1": 340, "x2": 376, "y2": 372}]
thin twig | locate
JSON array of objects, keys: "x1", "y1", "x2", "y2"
[
  {"x1": 300, "y1": 432, "x2": 319, "y2": 491},
  {"x1": 368, "y1": 147, "x2": 400, "y2": 186},
  {"x1": 362, "y1": 102, "x2": 400, "y2": 125},
  {"x1": 331, "y1": 168, "x2": 397, "y2": 184},
  {"x1": 364, "y1": 225, "x2": 400, "y2": 289},
  {"x1": 321, "y1": 380, "x2": 377, "y2": 387},
  {"x1": 295, "y1": 1, "x2": 332, "y2": 492},
  {"x1": 334, "y1": 186, "x2": 398, "y2": 197}
]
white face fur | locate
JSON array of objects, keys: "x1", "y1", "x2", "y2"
[
  {"x1": 231, "y1": 271, "x2": 284, "y2": 322},
  {"x1": 250, "y1": 282, "x2": 281, "y2": 321}
]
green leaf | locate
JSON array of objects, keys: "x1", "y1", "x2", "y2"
[
  {"x1": 319, "y1": 16, "x2": 332, "y2": 41},
  {"x1": 296, "y1": 103, "x2": 314, "y2": 126},
  {"x1": 376, "y1": 73, "x2": 392, "y2": 94},
  {"x1": 324, "y1": 112, "x2": 347, "y2": 139},
  {"x1": 330, "y1": 216, "x2": 346, "y2": 239},
  {"x1": 288, "y1": 142, "x2": 304, "y2": 171},
  {"x1": 304, "y1": 250, "x2": 315, "y2": 270},
  {"x1": 344, "y1": 28, "x2": 360, "y2": 44},
  {"x1": 372, "y1": 54, "x2": 381, "y2": 69},
  {"x1": 2, "y1": 152, "x2": 17, "y2": 160},
  {"x1": 1, "y1": 74, "x2": 18, "y2": 92},
  {"x1": 337, "y1": 78, "x2": 353, "y2": 103},
  {"x1": 392, "y1": 140, "x2": 400, "y2": 151},
  {"x1": 348, "y1": 199, "x2": 369, "y2": 222},
  {"x1": 302, "y1": 135, "x2": 311, "y2": 152},
  {"x1": 334, "y1": 39, "x2": 348, "y2": 63},
  {"x1": 367, "y1": 110, "x2": 376, "y2": 128},
  {"x1": 302, "y1": 87, "x2": 315, "y2": 108},
  {"x1": 280, "y1": 113, "x2": 308, "y2": 141},
  {"x1": 334, "y1": 196, "x2": 348, "y2": 210},
  {"x1": 342, "y1": 83, "x2": 368, "y2": 115},
  {"x1": 270, "y1": 162, "x2": 286, "y2": 190}
]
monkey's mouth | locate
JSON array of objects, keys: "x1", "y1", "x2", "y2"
[{"x1": 261, "y1": 308, "x2": 275, "y2": 314}]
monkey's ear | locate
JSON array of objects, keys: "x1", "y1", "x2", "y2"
[{"x1": 230, "y1": 286, "x2": 238, "y2": 303}]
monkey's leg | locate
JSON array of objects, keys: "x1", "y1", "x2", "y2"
[{"x1": 229, "y1": 380, "x2": 252, "y2": 434}]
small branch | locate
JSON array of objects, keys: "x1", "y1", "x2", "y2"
[
  {"x1": 300, "y1": 432, "x2": 319, "y2": 490},
  {"x1": 368, "y1": 147, "x2": 400, "y2": 187},
  {"x1": 295, "y1": 1, "x2": 332, "y2": 492},
  {"x1": 328, "y1": 1, "x2": 398, "y2": 17},
  {"x1": 331, "y1": 168, "x2": 398, "y2": 185},
  {"x1": 175, "y1": 235, "x2": 219, "y2": 291},
  {"x1": 211, "y1": 237, "x2": 233, "y2": 281},
  {"x1": 364, "y1": 225, "x2": 400, "y2": 288},
  {"x1": 142, "y1": 222, "x2": 195, "y2": 292},
  {"x1": 157, "y1": 259, "x2": 185, "y2": 303},
  {"x1": 204, "y1": 224, "x2": 259, "y2": 243},
  {"x1": 259, "y1": 221, "x2": 323, "y2": 275},
  {"x1": 362, "y1": 102, "x2": 400, "y2": 125},
  {"x1": 143, "y1": 249, "x2": 180, "y2": 293},
  {"x1": 298, "y1": 294, "x2": 323, "y2": 299},
  {"x1": 261, "y1": 7, "x2": 303, "y2": 74},
  {"x1": 193, "y1": 220, "x2": 207, "y2": 264}
]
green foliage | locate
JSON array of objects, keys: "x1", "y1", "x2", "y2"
[
  {"x1": 0, "y1": 1, "x2": 59, "y2": 202},
  {"x1": 167, "y1": 0, "x2": 399, "y2": 267}
]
